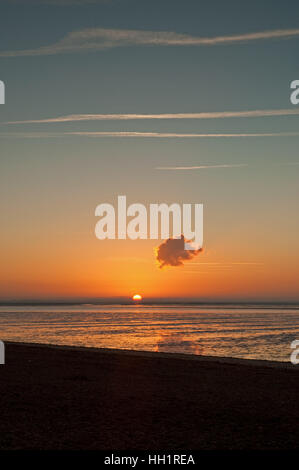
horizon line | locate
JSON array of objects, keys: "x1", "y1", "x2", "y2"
[{"x1": 0, "y1": 299, "x2": 299, "y2": 306}]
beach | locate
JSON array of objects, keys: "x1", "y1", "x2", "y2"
[{"x1": 0, "y1": 342, "x2": 299, "y2": 450}]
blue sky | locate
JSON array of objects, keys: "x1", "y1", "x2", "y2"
[{"x1": 1, "y1": 0, "x2": 299, "y2": 120}]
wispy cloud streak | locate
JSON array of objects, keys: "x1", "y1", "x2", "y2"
[
  {"x1": 156, "y1": 164, "x2": 248, "y2": 170},
  {"x1": 190, "y1": 262, "x2": 264, "y2": 265},
  {"x1": 5, "y1": 108, "x2": 299, "y2": 124},
  {"x1": 1, "y1": 131, "x2": 299, "y2": 139},
  {"x1": 1, "y1": 27, "x2": 299, "y2": 57},
  {"x1": 66, "y1": 131, "x2": 299, "y2": 138}
]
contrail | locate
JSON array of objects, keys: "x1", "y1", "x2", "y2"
[
  {"x1": 4, "y1": 108, "x2": 299, "y2": 124},
  {"x1": 1, "y1": 27, "x2": 299, "y2": 57},
  {"x1": 65, "y1": 131, "x2": 299, "y2": 138},
  {"x1": 1, "y1": 131, "x2": 299, "y2": 139},
  {"x1": 156, "y1": 164, "x2": 248, "y2": 170}
]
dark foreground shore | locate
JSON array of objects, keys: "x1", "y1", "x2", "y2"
[{"x1": 0, "y1": 342, "x2": 299, "y2": 450}]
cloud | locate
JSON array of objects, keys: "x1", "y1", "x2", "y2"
[
  {"x1": 0, "y1": 132, "x2": 65, "y2": 138},
  {"x1": 1, "y1": 131, "x2": 299, "y2": 139},
  {"x1": 190, "y1": 262, "x2": 264, "y2": 266},
  {"x1": 5, "y1": 108, "x2": 299, "y2": 124},
  {"x1": 1, "y1": 27, "x2": 299, "y2": 57},
  {"x1": 67, "y1": 131, "x2": 299, "y2": 138},
  {"x1": 156, "y1": 235, "x2": 202, "y2": 269},
  {"x1": 156, "y1": 164, "x2": 248, "y2": 170}
]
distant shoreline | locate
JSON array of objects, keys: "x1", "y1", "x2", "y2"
[{"x1": 1, "y1": 301, "x2": 299, "y2": 307}]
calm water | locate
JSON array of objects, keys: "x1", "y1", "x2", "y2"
[{"x1": 0, "y1": 304, "x2": 299, "y2": 362}]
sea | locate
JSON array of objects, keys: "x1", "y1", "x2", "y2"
[{"x1": 0, "y1": 303, "x2": 299, "y2": 362}]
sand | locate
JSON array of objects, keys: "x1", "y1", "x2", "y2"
[{"x1": 0, "y1": 342, "x2": 299, "y2": 450}]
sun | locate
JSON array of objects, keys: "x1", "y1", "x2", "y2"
[{"x1": 132, "y1": 294, "x2": 142, "y2": 301}]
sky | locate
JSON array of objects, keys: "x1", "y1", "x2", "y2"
[{"x1": 0, "y1": 0, "x2": 299, "y2": 302}]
